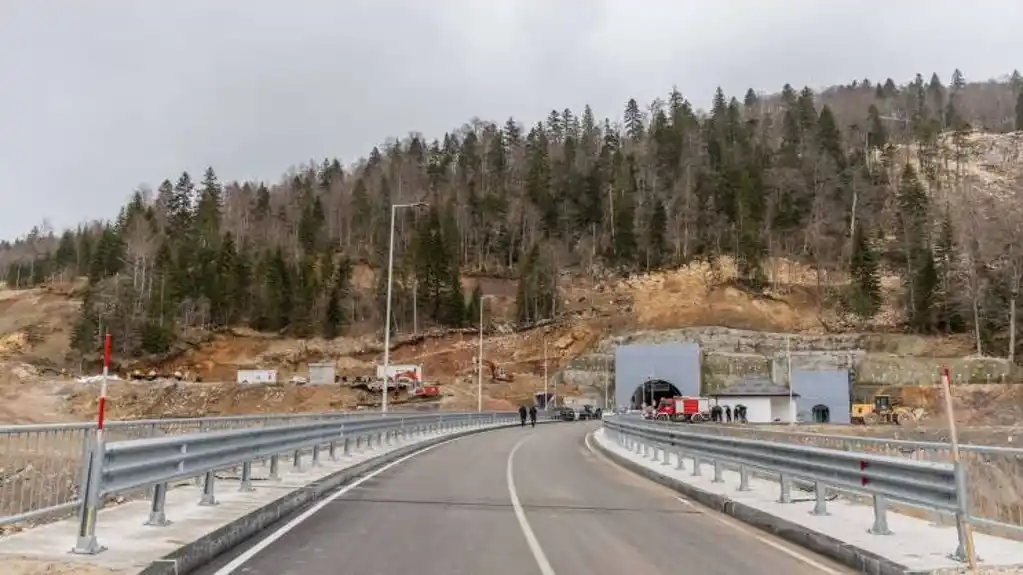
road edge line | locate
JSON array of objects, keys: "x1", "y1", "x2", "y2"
[
  {"x1": 507, "y1": 435, "x2": 556, "y2": 575},
  {"x1": 587, "y1": 427, "x2": 917, "y2": 575},
  {"x1": 138, "y1": 421, "x2": 556, "y2": 575}
]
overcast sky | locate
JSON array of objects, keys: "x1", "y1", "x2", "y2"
[{"x1": 1, "y1": 0, "x2": 1020, "y2": 240}]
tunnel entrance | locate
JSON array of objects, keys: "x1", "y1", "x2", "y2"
[
  {"x1": 630, "y1": 379, "x2": 682, "y2": 410},
  {"x1": 812, "y1": 404, "x2": 831, "y2": 423}
]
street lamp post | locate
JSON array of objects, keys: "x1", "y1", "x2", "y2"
[
  {"x1": 476, "y1": 293, "x2": 497, "y2": 413},
  {"x1": 477, "y1": 300, "x2": 484, "y2": 413},
  {"x1": 381, "y1": 201, "x2": 427, "y2": 414}
]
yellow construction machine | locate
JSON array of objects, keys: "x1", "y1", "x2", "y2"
[{"x1": 851, "y1": 392, "x2": 922, "y2": 425}]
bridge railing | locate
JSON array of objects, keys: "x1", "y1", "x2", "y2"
[
  {"x1": 70, "y1": 411, "x2": 521, "y2": 554},
  {"x1": 604, "y1": 416, "x2": 976, "y2": 562},
  {"x1": 637, "y1": 418, "x2": 1023, "y2": 538},
  {"x1": 0, "y1": 410, "x2": 406, "y2": 528}
]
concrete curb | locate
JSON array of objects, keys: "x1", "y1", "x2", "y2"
[
  {"x1": 139, "y1": 420, "x2": 557, "y2": 575},
  {"x1": 591, "y1": 429, "x2": 927, "y2": 575}
]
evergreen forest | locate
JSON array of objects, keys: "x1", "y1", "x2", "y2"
[{"x1": 3, "y1": 70, "x2": 1023, "y2": 361}]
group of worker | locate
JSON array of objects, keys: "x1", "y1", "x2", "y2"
[
  {"x1": 709, "y1": 404, "x2": 747, "y2": 423},
  {"x1": 518, "y1": 404, "x2": 537, "y2": 427}
]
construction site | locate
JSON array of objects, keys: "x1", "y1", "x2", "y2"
[
  {"x1": 0, "y1": 250, "x2": 1021, "y2": 448},
  {"x1": 0, "y1": 130, "x2": 1021, "y2": 443}
]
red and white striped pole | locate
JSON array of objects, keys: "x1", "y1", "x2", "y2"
[
  {"x1": 97, "y1": 333, "x2": 111, "y2": 439},
  {"x1": 73, "y1": 332, "x2": 112, "y2": 554}
]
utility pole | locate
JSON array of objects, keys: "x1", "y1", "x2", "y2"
[
  {"x1": 787, "y1": 336, "x2": 795, "y2": 425},
  {"x1": 604, "y1": 355, "x2": 610, "y2": 411},
  {"x1": 477, "y1": 297, "x2": 484, "y2": 413},
  {"x1": 552, "y1": 365, "x2": 557, "y2": 409},
  {"x1": 381, "y1": 202, "x2": 427, "y2": 413},
  {"x1": 543, "y1": 338, "x2": 548, "y2": 409}
]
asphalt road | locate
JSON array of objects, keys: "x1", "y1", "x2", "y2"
[{"x1": 199, "y1": 422, "x2": 854, "y2": 575}]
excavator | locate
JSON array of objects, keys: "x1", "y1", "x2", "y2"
[{"x1": 481, "y1": 359, "x2": 514, "y2": 383}]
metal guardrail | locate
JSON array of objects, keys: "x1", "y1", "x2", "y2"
[
  {"x1": 72, "y1": 411, "x2": 523, "y2": 554},
  {"x1": 604, "y1": 417, "x2": 977, "y2": 563},
  {"x1": 0, "y1": 410, "x2": 413, "y2": 528},
  {"x1": 643, "y1": 418, "x2": 1023, "y2": 538}
]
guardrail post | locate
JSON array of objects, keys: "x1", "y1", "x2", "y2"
[
  {"x1": 950, "y1": 461, "x2": 980, "y2": 564},
  {"x1": 778, "y1": 475, "x2": 792, "y2": 503},
  {"x1": 239, "y1": 462, "x2": 254, "y2": 492},
  {"x1": 269, "y1": 454, "x2": 281, "y2": 481},
  {"x1": 651, "y1": 445, "x2": 661, "y2": 462},
  {"x1": 869, "y1": 495, "x2": 893, "y2": 535},
  {"x1": 293, "y1": 449, "x2": 304, "y2": 472},
  {"x1": 328, "y1": 441, "x2": 337, "y2": 461},
  {"x1": 145, "y1": 483, "x2": 171, "y2": 526},
  {"x1": 811, "y1": 481, "x2": 828, "y2": 516},
  {"x1": 71, "y1": 433, "x2": 106, "y2": 555},
  {"x1": 691, "y1": 455, "x2": 702, "y2": 477},
  {"x1": 712, "y1": 460, "x2": 724, "y2": 483},
  {"x1": 738, "y1": 464, "x2": 750, "y2": 491},
  {"x1": 145, "y1": 424, "x2": 158, "y2": 501},
  {"x1": 675, "y1": 450, "x2": 685, "y2": 471},
  {"x1": 342, "y1": 437, "x2": 351, "y2": 456},
  {"x1": 312, "y1": 444, "x2": 321, "y2": 467},
  {"x1": 660, "y1": 445, "x2": 672, "y2": 467},
  {"x1": 199, "y1": 471, "x2": 218, "y2": 506},
  {"x1": 195, "y1": 421, "x2": 209, "y2": 486}
]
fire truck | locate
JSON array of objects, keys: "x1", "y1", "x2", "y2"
[{"x1": 648, "y1": 396, "x2": 711, "y2": 423}]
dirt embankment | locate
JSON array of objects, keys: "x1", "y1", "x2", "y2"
[{"x1": 0, "y1": 254, "x2": 1013, "y2": 425}]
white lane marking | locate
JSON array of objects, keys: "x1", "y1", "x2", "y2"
[
  {"x1": 584, "y1": 432, "x2": 844, "y2": 575},
  {"x1": 507, "y1": 435, "x2": 557, "y2": 575},
  {"x1": 214, "y1": 433, "x2": 470, "y2": 575}
]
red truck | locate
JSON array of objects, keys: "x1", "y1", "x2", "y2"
[{"x1": 649, "y1": 396, "x2": 711, "y2": 423}]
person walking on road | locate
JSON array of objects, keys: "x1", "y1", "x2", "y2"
[
  {"x1": 518, "y1": 405, "x2": 528, "y2": 427},
  {"x1": 528, "y1": 405, "x2": 537, "y2": 428}
]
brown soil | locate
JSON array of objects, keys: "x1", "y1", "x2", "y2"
[{"x1": 0, "y1": 254, "x2": 1006, "y2": 425}]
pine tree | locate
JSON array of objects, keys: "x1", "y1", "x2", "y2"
[
  {"x1": 321, "y1": 257, "x2": 351, "y2": 339},
  {"x1": 951, "y1": 69, "x2": 966, "y2": 90},
  {"x1": 168, "y1": 172, "x2": 195, "y2": 242},
  {"x1": 933, "y1": 208, "x2": 959, "y2": 331},
  {"x1": 466, "y1": 283, "x2": 482, "y2": 327},
  {"x1": 611, "y1": 155, "x2": 638, "y2": 266},
  {"x1": 816, "y1": 105, "x2": 845, "y2": 170},
  {"x1": 867, "y1": 105, "x2": 888, "y2": 150},
  {"x1": 912, "y1": 248, "x2": 939, "y2": 332},
  {"x1": 646, "y1": 200, "x2": 667, "y2": 269},
  {"x1": 54, "y1": 230, "x2": 77, "y2": 273},
  {"x1": 624, "y1": 98, "x2": 645, "y2": 141},
  {"x1": 443, "y1": 269, "x2": 465, "y2": 327},
  {"x1": 515, "y1": 244, "x2": 555, "y2": 324},
  {"x1": 1016, "y1": 92, "x2": 1023, "y2": 131},
  {"x1": 897, "y1": 164, "x2": 935, "y2": 330},
  {"x1": 195, "y1": 167, "x2": 222, "y2": 249},
  {"x1": 848, "y1": 225, "x2": 881, "y2": 319}
]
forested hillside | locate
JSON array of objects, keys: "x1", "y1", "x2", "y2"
[{"x1": 3, "y1": 70, "x2": 1023, "y2": 362}]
